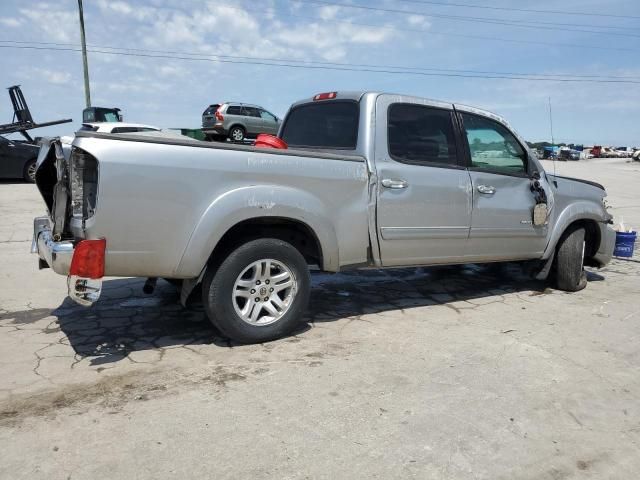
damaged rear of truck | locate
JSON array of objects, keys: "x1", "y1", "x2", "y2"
[{"x1": 32, "y1": 128, "x2": 372, "y2": 341}]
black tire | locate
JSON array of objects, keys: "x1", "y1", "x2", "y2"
[
  {"x1": 23, "y1": 159, "x2": 37, "y2": 183},
  {"x1": 555, "y1": 225, "x2": 588, "y2": 292},
  {"x1": 205, "y1": 134, "x2": 226, "y2": 142},
  {"x1": 202, "y1": 238, "x2": 310, "y2": 343},
  {"x1": 228, "y1": 126, "x2": 245, "y2": 142}
]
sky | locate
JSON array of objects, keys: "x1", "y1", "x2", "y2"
[{"x1": 0, "y1": 0, "x2": 639, "y2": 146}]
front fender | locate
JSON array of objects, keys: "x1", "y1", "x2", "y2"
[
  {"x1": 174, "y1": 185, "x2": 340, "y2": 276},
  {"x1": 543, "y1": 200, "x2": 607, "y2": 259}
]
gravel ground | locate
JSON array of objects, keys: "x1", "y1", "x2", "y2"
[{"x1": 0, "y1": 157, "x2": 639, "y2": 479}]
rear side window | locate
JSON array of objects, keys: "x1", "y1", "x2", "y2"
[
  {"x1": 78, "y1": 125, "x2": 99, "y2": 132},
  {"x1": 281, "y1": 101, "x2": 359, "y2": 149},
  {"x1": 388, "y1": 104, "x2": 458, "y2": 166},
  {"x1": 226, "y1": 106, "x2": 242, "y2": 115}
]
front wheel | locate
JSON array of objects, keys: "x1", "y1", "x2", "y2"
[
  {"x1": 202, "y1": 238, "x2": 310, "y2": 343},
  {"x1": 555, "y1": 225, "x2": 588, "y2": 292}
]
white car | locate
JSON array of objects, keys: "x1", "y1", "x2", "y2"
[
  {"x1": 78, "y1": 122, "x2": 161, "y2": 134},
  {"x1": 632, "y1": 150, "x2": 640, "y2": 161}
]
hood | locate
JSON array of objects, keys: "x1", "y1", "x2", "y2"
[{"x1": 547, "y1": 174, "x2": 605, "y2": 192}]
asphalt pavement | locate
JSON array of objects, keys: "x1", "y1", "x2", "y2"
[{"x1": 0, "y1": 158, "x2": 639, "y2": 479}]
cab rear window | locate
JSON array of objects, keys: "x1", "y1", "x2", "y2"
[{"x1": 280, "y1": 101, "x2": 359, "y2": 150}]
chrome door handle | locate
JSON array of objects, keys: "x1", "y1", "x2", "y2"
[
  {"x1": 381, "y1": 179, "x2": 408, "y2": 189},
  {"x1": 477, "y1": 185, "x2": 496, "y2": 195}
]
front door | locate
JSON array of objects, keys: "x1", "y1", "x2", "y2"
[
  {"x1": 458, "y1": 111, "x2": 550, "y2": 260},
  {"x1": 375, "y1": 97, "x2": 472, "y2": 266},
  {"x1": 259, "y1": 109, "x2": 279, "y2": 135}
]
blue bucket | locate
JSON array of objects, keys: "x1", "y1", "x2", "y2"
[{"x1": 614, "y1": 231, "x2": 637, "y2": 258}]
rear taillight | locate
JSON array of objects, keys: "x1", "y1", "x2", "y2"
[
  {"x1": 313, "y1": 92, "x2": 337, "y2": 101},
  {"x1": 215, "y1": 110, "x2": 224, "y2": 121},
  {"x1": 70, "y1": 239, "x2": 106, "y2": 279}
]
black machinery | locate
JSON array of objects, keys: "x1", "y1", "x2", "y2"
[{"x1": 0, "y1": 85, "x2": 72, "y2": 142}]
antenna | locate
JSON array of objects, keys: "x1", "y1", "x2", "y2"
[{"x1": 548, "y1": 96, "x2": 556, "y2": 177}]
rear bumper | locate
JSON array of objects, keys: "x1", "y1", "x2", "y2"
[
  {"x1": 593, "y1": 223, "x2": 616, "y2": 267},
  {"x1": 202, "y1": 123, "x2": 226, "y2": 135},
  {"x1": 32, "y1": 216, "x2": 103, "y2": 306},
  {"x1": 32, "y1": 216, "x2": 74, "y2": 275}
]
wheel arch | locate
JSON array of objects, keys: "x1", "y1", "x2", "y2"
[
  {"x1": 544, "y1": 204, "x2": 604, "y2": 263},
  {"x1": 174, "y1": 185, "x2": 340, "y2": 277}
]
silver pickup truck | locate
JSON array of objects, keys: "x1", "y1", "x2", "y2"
[{"x1": 33, "y1": 91, "x2": 615, "y2": 343}]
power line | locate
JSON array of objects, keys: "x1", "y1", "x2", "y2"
[
  {"x1": 218, "y1": 2, "x2": 639, "y2": 54},
  {"x1": 270, "y1": 7, "x2": 639, "y2": 54},
  {"x1": 297, "y1": 0, "x2": 640, "y2": 38},
  {"x1": 396, "y1": 0, "x2": 640, "y2": 20},
  {"x1": 3, "y1": 44, "x2": 640, "y2": 84},
  {"x1": 2, "y1": 40, "x2": 638, "y2": 81},
  {"x1": 206, "y1": 4, "x2": 640, "y2": 54}
]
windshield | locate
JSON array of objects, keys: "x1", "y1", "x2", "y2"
[
  {"x1": 203, "y1": 105, "x2": 220, "y2": 116},
  {"x1": 280, "y1": 101, "x2": 359, "y2": 150}
]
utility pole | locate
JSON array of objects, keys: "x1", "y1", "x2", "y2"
[
  {"x1": 78, "y1": 0, "x2": 91, "y2": 108},
  {"x1": 548, "y1": 96, "x2": 554, "y2": 145}
]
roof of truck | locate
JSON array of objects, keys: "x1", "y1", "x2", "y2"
[{"x1": 289, "y1": 90, "x2": 509, "y2": 126}]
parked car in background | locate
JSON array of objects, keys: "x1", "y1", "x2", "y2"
[
  {"x1": 78, "y1": 122, "x2": 161, "y2": 134},
  {"x1": 0, "y1": 135, "x2": 39, "y2": 182},
  {"x1": 33, "y1": 91, "x2": 616, "y2": 344},
  {"x1": 201, "y1": 102, "x2": 280, "y2": 142},
  {"x1": 82, "y1": 107, "x2": 123, "y2": 123}
]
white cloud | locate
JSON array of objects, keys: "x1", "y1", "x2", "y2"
[
  {"x1": 318, "y1": 6, "x2": 340, "y2": 20},
  {"x1": 18, "y1": 3, "x2": 77, "y2": 42},
  {"x1": 21, "y1": 67, "x2": 72, "y2": 86},
  {"x1": 407, "y1": 14, "x2": 430, "y2": 28},
  {"x1": 0, "y1": 17, "x2": 22, "y2": 27}
]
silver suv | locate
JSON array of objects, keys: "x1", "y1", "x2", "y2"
[{"x1": 202, "y1": 102, "x2": 281, "y2": 142}]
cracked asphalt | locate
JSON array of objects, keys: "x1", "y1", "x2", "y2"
[{"x1": 1, "y1": 158, "x2": 639, "y2": 479}]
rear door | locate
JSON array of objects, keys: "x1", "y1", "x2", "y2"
[
  {"x1": 225, "y1": 105, "x2": 244, "y2": 132},
  {"x1": 457, "y1": 110, "x2": 549, "y2": 260},
  {"x1": 375, "y1": 96, "x2": 473, "y2": 266},
  {"x1": 241, "y1": 106, "x2": 262, "y2": 135}
]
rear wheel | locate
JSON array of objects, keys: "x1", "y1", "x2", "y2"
[
  {"x1": 23, "y1": 159, "x2": 36, "y2": 183},
  {"x1": 202, "y1": 238, "x2": 310, "y2": 343},
  {"x1": 229, "y1": 126, "x2": 245, "y2": 142},
  {"x1": 555, "y1": 225, "x2": 588, "y2": 292}
]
